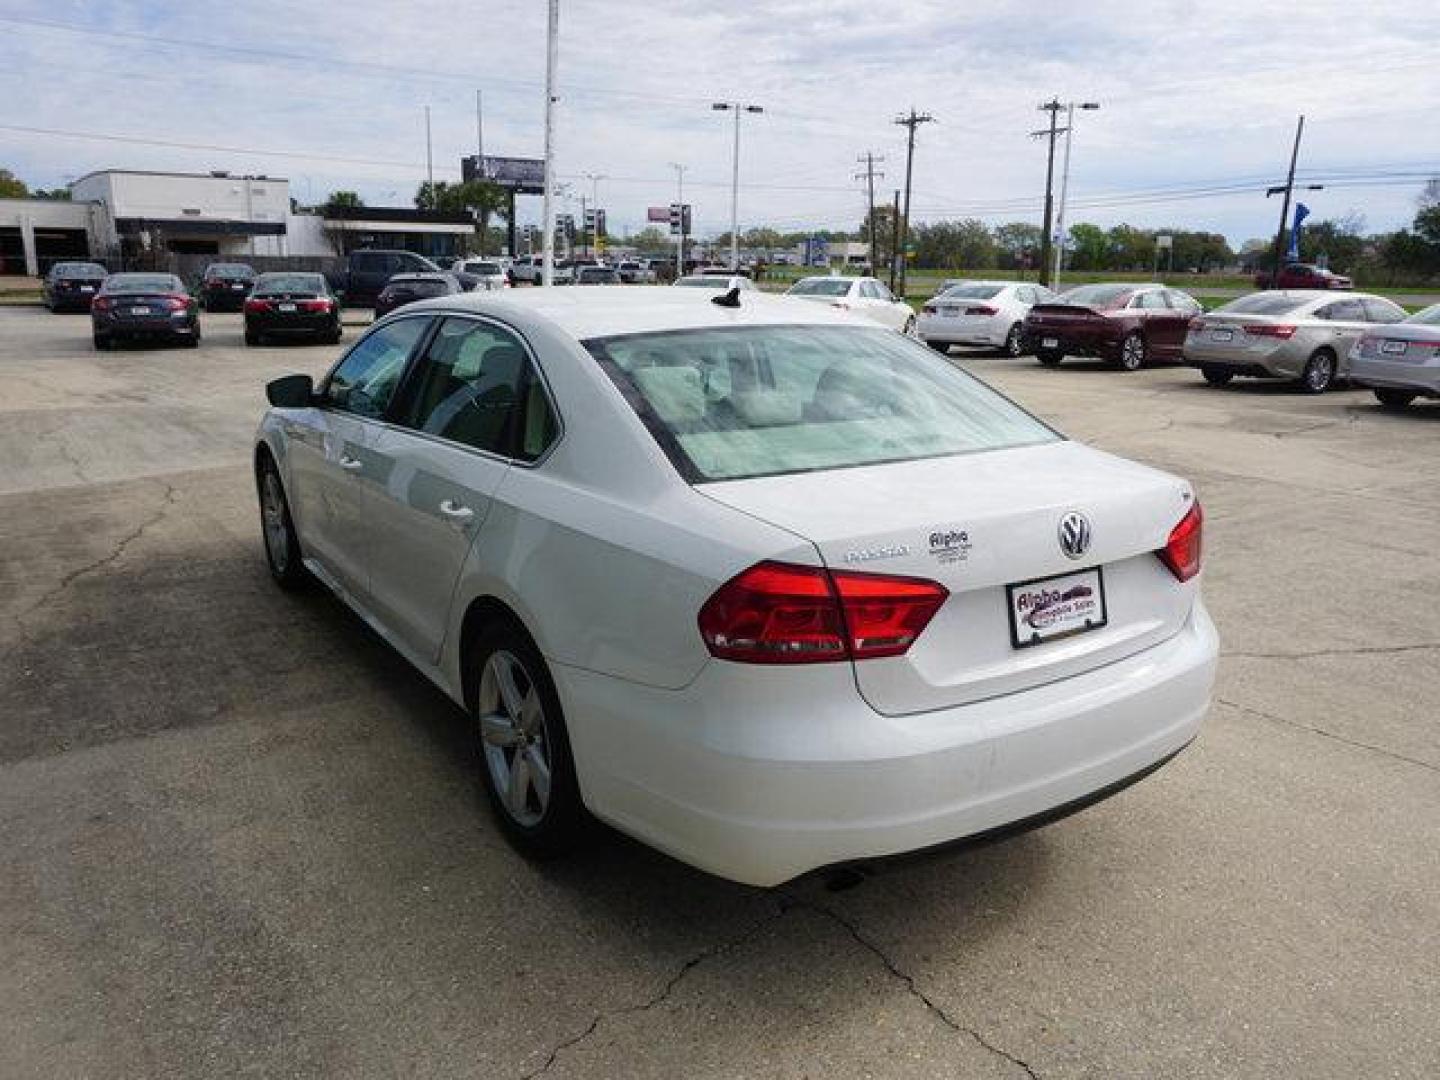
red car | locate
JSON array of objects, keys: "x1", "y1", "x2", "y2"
[
  {"x1": 1023, "y1": 283, "x2": 1202, "y2": 370},
  {"x1": 1255, "y1": 262, "x2": 1352, "y2": 291}
]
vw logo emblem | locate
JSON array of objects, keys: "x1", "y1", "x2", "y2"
[{"x1": 1058, "y1": 511, "x2": 1092, "y2": 560}]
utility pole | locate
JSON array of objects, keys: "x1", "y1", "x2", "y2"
[
  {"x1": 712, "y1": 102, "x2": 764, "y2": 270},
  {"x1": 540, "y1": 0, "x2": 559, "y2": 286},
  {"x1": 1032, "y1": 99, "x2": 1065, "y2": 288},
  {"x1": 889, "y1": 188, "x2": 901, "y2": 293},
  {"x1": 1267, "y1": 115, "x2": 1306, "y2": 290},
  {"x1": 424, "y1": 105, "x2": 434, "y2": 201},
  {"x1": 669, "y1": 162, "x2": 687, "y2": 274},
  {"x1": 854, "y1": 151, "x2": 885, "y2": 275},
  {"x1": 893, "y1": 108, "x2": 934, "y2": 297},
  {"x1": 1052, "y1": 101, "x2": 1101, "y2": 288}
]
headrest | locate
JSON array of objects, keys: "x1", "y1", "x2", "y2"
[
  {"x1": 730, "y1": 389, "x2": 800, "y2": 426},
  {"x1": 633, "y1": 366, "x2": 705, "y2": 425}
]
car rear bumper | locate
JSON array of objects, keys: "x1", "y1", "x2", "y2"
[
  {"x1": 557, "y1": 600, "x2": 1218, "y2": 886},
  {"x1": 1023, "y1": 325, "x2": 1122, "y2": 359},
  {"x1": 1183, "y1": 338, "x2": 1298, "y2": 377},
  {"x1": 1349, "y1": 355, "x2": 1440, "y2": 395},
  {"x1": 247, "y1": 312, "x2": 338, "y2": 335},
  {"x1": 93, "y1": 314, "x2": 195, "y2": 340},
  {"x1": 918, "y1": 313, "x2": 1009, "y2": 346}
]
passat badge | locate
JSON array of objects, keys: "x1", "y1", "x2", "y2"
[{"x1": 1057, "y1": 511, "x2": 1092, "y2": 560}]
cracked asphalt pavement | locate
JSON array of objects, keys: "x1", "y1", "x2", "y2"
[{"x1": 2, "y1": 305, "x2": 1437, "y2": 1078}]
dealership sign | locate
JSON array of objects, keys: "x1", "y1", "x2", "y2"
[{"x1": 647, "y1": 206, "x2": 670, "y2": 223}]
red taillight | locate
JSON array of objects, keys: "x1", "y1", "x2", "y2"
[
  {"x1": 1243, "y1": 324, "x2": 1296, "y2": 339},
  {"x1": 299, "y1": 298, "x2": 332, "y2": 313},
  {"x1": 244, "y1": 298, "x2": 271, "y2": 313},
  {"x1": 1157, "y1": 502, "x2": 1203, "y2": 582},
  {"x1": 205, "y1": 278, "x2": 222, "y2": 287},
  {"x1": 165, "y1": 295, "x2": 189, "y2": 311},
  {"x1": 697, "y1": 561, "x2": 948, "y2": 664},
  {"x1": 965, "y1": 304, "x2": 997, "y2": 316}
]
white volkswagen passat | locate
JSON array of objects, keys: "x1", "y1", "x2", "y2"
[
  {"x1": 254, "y1": 287, "x2": 1217, "y2": 886},
  {"x1": 919, "y1": 280, "x2": 1055, "y2": 356}
]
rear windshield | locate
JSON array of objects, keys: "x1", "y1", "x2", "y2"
[
  {"x1": 1214, "y1": 293, "x2": 1311, "y2": 316},
  {"x1": 104, "y1": 275, "x2": 181, "y2": 294},
  {"x1": 207, "y1": 264, "x2": 255, "y2": 279},
  {"x1": 675, "y1": 277, "x2": 727, "y2": 288},
  {"x1": 938, "y1": 284, "x2": 1003, "y2": 300},
  {"x1": 391, "y1": 281, "x2": 449, "y2": 296},
  {"x1": 463, "y1": 262, "x2": 502, "y2": 274},
  {"x1": 585, "y1": 325, "x2": 1058, "y2": 483},
  {"x1": 54, "y1": 262, "x2": 106, "y2": 277},
  {"x1": 1405, "y1": 304, "x2": 1440, "y2": 326},
  {"x1": 788, "y1": 279, "x2": 851, "y2": 297},
  {"x1": 1057, "y1": 284, "x2": 1133, "y2": 307},
  {"x1": 580, "y1": 268, "x2": 618, "y2": 281},
  {"x1": 254, "y1": 274, "x2": 326, "y2": 294}
]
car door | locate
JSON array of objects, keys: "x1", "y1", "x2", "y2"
[
  {"x1": 1133, "y1": 290, "x2": 1179, "y2": 355},
  {"x1": 859, "y1": 280, "x2": 905, "y2": 330},
  {"x1": 286, "y1": 315, "x2": 431, "y2": 598},
  {"x1": 1313, "y1": 298, "x2": 1372, "y2": 367},
  {"x1": 1157, "y1": 290, "x2": 1202, "y2": 356},
  {"x1": 364, "y1": 314, "x2": 559, "y2": 663}
]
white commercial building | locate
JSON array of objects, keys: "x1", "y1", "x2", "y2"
[
  {"x1": 0, "y1": 197, "x2": 101, "y2": 276},
  {"x1": 70, "y1": 169, "x2": 293, "y2": 259}
]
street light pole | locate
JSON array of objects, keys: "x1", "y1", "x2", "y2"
[
  {"x1": 1052, "y1": 101, "x2": 1100, "y2": 288},
  {"x1": 712, "y1": 102, "x2": 764, "y2": 271},
  {"x1": 540, "y1": 0, "x2": 559, "y2": 287},
  {"x1": 1032, "y1": 99, "x2": 1064, "y2": 288},
  {"x1": 424, "y1": 105, "x2": 434, "y2": 199}
]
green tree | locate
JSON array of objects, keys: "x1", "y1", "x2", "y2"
[
  {"x1": 1106, "y1": 224, "x2": 1154, "y2": 271},
  {"x1": 1299, "y1": 218, "x2": 1364, "y2": 271},
  {"x1": 31, "y1": 187, "x2": 71, "y2": 201},
  {"x1": 993, "y1": 222, "x2": 1041, "y2": 271},
  {"x1": 0, "y1": 168, "x2": 28, "y2": 198},
  {"x1": 1066, "y1": 223, "x2": 1110, "y2": 271},
  {"x1": 630, "y1": 227, "x2": 670, "y2": 252},
  {"x1": 324, "y1": 190, "x2": 365, "y2": 211}
]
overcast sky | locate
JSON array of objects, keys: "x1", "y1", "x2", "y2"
[{"x1": 2, "y1": 0, "x2": 1437, "y2": 246}]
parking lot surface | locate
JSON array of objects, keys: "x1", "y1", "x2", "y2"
[{"x1": 1, "y1": 305, "x2": 1436, "y2": 1079}]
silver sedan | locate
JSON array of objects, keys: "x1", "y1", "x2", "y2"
[
  {"x1": 1349, "y1": 303, "x2": 1440, "y2": 408},
  {"x1": 1184, "y1": 290, "x2": 1408, "y2": 393}
]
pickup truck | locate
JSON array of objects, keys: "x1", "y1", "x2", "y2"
[
  {"x1": 510, "y1": 255, "x2": 574, "y2": 285},
  {"x1": 1255, "y1": 262, "x2": 1352, "y2": 291},
  {"x1": 328, "y1": 249, "x2": 442, "y2": 306}
]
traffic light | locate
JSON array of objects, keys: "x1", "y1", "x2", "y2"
[{"x1": 669, "y1": 203, "x2": 682, "y2": 235}]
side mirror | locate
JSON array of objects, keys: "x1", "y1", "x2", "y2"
[{"x1": 266, "y1": 373, "x2": 315, "y2": 408}]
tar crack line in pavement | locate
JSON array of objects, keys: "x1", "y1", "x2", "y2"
[
  {"x1": 1223, "y1": 642, "x2": 1440, "y2": 662},
  {"x1": 3, "y1": 479, "x2": 179, "y2": 647},
  {"x1": 1217, "y1": 696, "x2": 1438, "y2": 775},
  {"x1": 517, "y1": 902, "x2": 793, "y2": 1079},
  {"x1": 791, "y1": 897, "x2": 1043, "y2": 1080}
]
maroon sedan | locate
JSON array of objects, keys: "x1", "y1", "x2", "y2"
[
  {"x1": 1256, "y1": 262, "x2": 1352, "y2": 291},
  {"x1": 1023, "y1": 283, "x2": 1202, "y2": 370}
]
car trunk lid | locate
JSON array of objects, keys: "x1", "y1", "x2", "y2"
[{"x1": 700, "y1": 440, "x2": 1199, "y2": 715}]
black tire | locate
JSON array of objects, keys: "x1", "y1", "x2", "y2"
[
  {"x1": 257, "y1": 457, "x2": 310, "y2": 591},
  {"x1": 1299, "y1": 349, "x2": 1336, "y2": 394},
  {"x1": 245, "y1": 329, "x2": 261, "y2": 346},
  {"x1": 470, "y1": 620, "x2": 586, "y2": 859},
  {"x1": 1003, "y1": 322, "x2": 1025, "y2": 358},
  {"x1": 927, "y1": 340, "x2": 950, "y2": 354},
  {"x1": 1037, "y1": 350, "x2": 1062, "y2": 366},
  {"x1": 1201, "y1": 364, "x2": 1234, "y2": 386},
  {"x1": 1117, "y1": 331, "x2": 1147, "y2": 371},
  {"x1": 1374, "y1": 388, "x2": 1416, "y2": 409},
  {"x1": 184, "y1": 330, "x2": 200, "y2": 349},
  {"x1": 92, "y1": 332, "x2": 109, "y2": 351}
]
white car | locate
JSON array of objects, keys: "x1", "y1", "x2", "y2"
[
  {"x1": 509, "y1": 255, "x2": 573, "y2": 285},
  {"x1": 254, "y1": 287, "x2": 1217, "y2": 886},
  {"x1": 919, "y1": 281, "x2": 1056, "y2": 357},
  {"x1": 450, "y1": 258, "x2": 510, "y2": 292},
  {"x1": 786, "y1": 275, "x2": 916, "y2": 334}
]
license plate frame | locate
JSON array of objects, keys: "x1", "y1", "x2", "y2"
[
  {"x1": 1041, "y1": 336, "x2": 1059, "y2": 349},
  {"x1": 1381, "y1": 339, "x2": 1408, "y2": 355},
  {"x1": 1209, "y1": 328, "x2": 1234, "y2": 342},
  {"x1": 277, "y1": 302, "x2": 298, "y2": 313},
  {"x1": 1006, "y1": 566, "x2": 1108, "y2": 649},
  {"x1": 129, "y1": 306, "x2": 151, "y2": 316}
]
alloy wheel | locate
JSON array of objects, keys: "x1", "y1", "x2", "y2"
[
  {"x1": 479, "y1": 650, "x2": 553, "y2": 827},
  {"x1": 1005, "y1": 323, "x2": 1024, "y2": 357},
  {"x1": 1120, "y1": 333, "x2": 1145, "y2": 370},
  {"x1": 1304, "y1": 352, "x2": 1335, "y2": 393},
  {"x1": 261, "y1": 472, "x2": 290, "y2": 574}
]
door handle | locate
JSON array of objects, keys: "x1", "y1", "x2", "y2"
[
  {"x1": 338, "y1": 454, "x2": 363, "y2": 471},
  {"x1": 439, "y1": 499, "x2": 474, "y2": 523}
]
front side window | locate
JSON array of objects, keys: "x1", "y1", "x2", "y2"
[
  {"x1": 324, "y1": 317, "x2": 428, "y2": 419},
  {"x1": 393, "y1": 317, "x2": 556, "y2": 460},
  {"x1": 586, "y1": 325, "x2": 1058, "y2": 483}
]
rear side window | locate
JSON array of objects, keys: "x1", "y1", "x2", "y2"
[
  {"x1": 393, "y1": 317, "x2": 557, "y2": 460},
  {"x1": 1362, "y1": 298, "x2": 1406, "y2": 324},
  {"x1": 586, "y1": 325, "x2": 1057, "y2": 483},
  {"x1": 1316, "y1": 299, "x2": 1367, "y2": 322},
  {"x1": 323, "y1": 317, "x2": 429, "y2": 419},
  {"x1": 1137, "y1": 292, "x2": 1170, "y2": 310}
]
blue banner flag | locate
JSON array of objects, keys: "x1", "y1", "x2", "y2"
[{"x1": 1287, "y1": 203, "x2": 1311, "y2": 261}]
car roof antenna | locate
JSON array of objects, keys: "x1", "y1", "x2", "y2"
[{"x1": 711, "y1": 283, "x2": 742, "y2": 308}]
